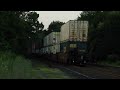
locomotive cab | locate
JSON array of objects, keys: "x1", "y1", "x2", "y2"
[
  {"x1": 75, "y1": 49, "x2": 86, "y2": 66},
  {"x1": 69, "y1": 48, "x2": 86, "y2": 66}
]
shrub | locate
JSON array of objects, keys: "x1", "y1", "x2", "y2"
[
  {"x1": 106, "y1": 54, "x2": 120, "y2": 62},
  {"x1": 0, "y1": 51, "x2": 32, "y2": 79}
]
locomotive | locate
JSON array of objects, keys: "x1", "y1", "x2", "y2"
[{"x1": 40, "y1": 20, "x2": 89, "y2": 66}]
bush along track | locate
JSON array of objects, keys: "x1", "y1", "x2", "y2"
[{"x1": 0, "y1": 51, "x2": 75, "y2": 79}]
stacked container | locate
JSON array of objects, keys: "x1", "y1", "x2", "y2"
[
  {"x1": 43, "y1": 32, "x2": 60, "y2": 54},
  {"x1": 60, "y1": 20, "x2": 88, "y2": 42},
  {"x1": 42, "y1": 20, "x2": 88, "y2": 55},
  {"x1": 49, "y1": 32, "x2": 60, "y2": 45},
  {"x1": 44, "y1": 32, "x2": 60, "y2": 47},
  {"x1": 60, "y1": 20, "x2": 88, "y2": 53}
]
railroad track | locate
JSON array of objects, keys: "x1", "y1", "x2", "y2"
[
  {"x1": 69, "y1": 64, "x2": 120, "y2": 79},
  {"x1": 51, "y1": 63, "x2": 120, "y2": 79},
  {"x1": 55, "y1": 65, "x2": 96, "y2": 79},
  {"x1": 31, "y1": 58, "x2": 120, "y2": 79}
]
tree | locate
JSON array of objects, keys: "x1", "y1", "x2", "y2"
[
  {"x1": 77, "y1": 11, "x2": 120, "y2": 62},
  {"x1": 48, "y1": 21, "x2": 65, "y2": 33},
  {"x1": 0, "y1": 11, "x2": 45, "y2": 55}
]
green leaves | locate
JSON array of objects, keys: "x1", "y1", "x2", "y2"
[
  {"x1": 0, "y1": 11, "x2": 44, "y2": 54},
  {"x1": 0, "y1": 51, "x2": 32, "y2": 79},
  {"x1": 48, "y1": 21, "x2": 65, "y2": 33},
  {"x1": 78, "y1": 11, "x2": 120, "y2": 61}
]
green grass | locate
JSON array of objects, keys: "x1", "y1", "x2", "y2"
[
  {"x1": 98, "y1": 60, "x2": 120, "y2": 67},
  {"x1": 31, "y1": 61, "x2": 72, "y2": 79},
  {"x1": 0, "y1": 51, "x2": 72, "y2": 79},
  {"x1": 0, "y1": 51, "x2": 32, "y2": 79}
]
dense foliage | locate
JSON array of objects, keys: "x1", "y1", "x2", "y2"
[
  {"x1": 0, "y1": 11, "x2": 44, "y2": 54},
  {"x1": 47, "y1": 21, "x2": 65, "y2": 34},
  {"x1": 77, "y1": 11, "x2": 120, "y2": 62}
]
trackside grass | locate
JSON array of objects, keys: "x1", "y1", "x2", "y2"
[
  {"x1": 97, "y1": 60, "x2": 120, "y2": 67},
  {"x1": 0, "y1": 51, "x2": 72, "y2": 79},
  {"x1": 0, "y1": 51, "x2": 32, "y2": 79},
  {"x1": 31, "y1": 65, "x2": 72, "y2": 79}
]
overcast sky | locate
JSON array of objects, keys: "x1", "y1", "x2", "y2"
[{"x1": 36, "y1": 11, "x2": 82, "y2": 29}]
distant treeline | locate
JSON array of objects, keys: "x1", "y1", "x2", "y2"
[
  {"x1": 77, "y1": 11, "x2": 120, "y2": 61},
  {"x1": 0, "y1": 11, "x2": 45, "y2": 54}
]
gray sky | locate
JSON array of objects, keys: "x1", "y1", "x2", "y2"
[{"x1": 36, "y1": 11, "x2": 82, "y2": 29}]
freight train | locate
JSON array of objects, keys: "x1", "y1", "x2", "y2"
[{"x1": 29, "y1": 20, "x2": 89, "y2": 66}]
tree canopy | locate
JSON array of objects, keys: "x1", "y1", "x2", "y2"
[
  {"x1": 48, "y1": 21, "x2": 65, "y2": 33},
  {"x1": 77, "y1": 11, "x2": 120, "y2": 61},
  {"x1": 0, "y1": 11, "x2": 44, "y2": 54}
]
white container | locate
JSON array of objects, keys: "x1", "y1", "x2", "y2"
[
  {"x1": 44, "y1": 34, "x2": 50, "y2": 46},
  {"x1": 55, "y1": 44, "x2": 60, "y2": 53},
  {"x1": 49, "y1": 46, "x2": 52, "y2": 54},
  {"x1": 55, "y1": 32, "x2": 60, "y2": 44},
  {"x1": 52, "y1": 45, "x2": 56, "y2": 54},
  {"x1": 50, "y1": 44, "x2": 60, "y2": 54},
  {"x1": 60, "y1": 22, "x2": 69, "y2": 42},
  {"x1": 60, "y1": 20, "x2": 88, "y2": 42},
  {"x1": 44, "y1": 32, "x2": 60, "y2": 46},
  {"x1": 50, "y1": 32, "x2": 60, "y2": 45}
]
